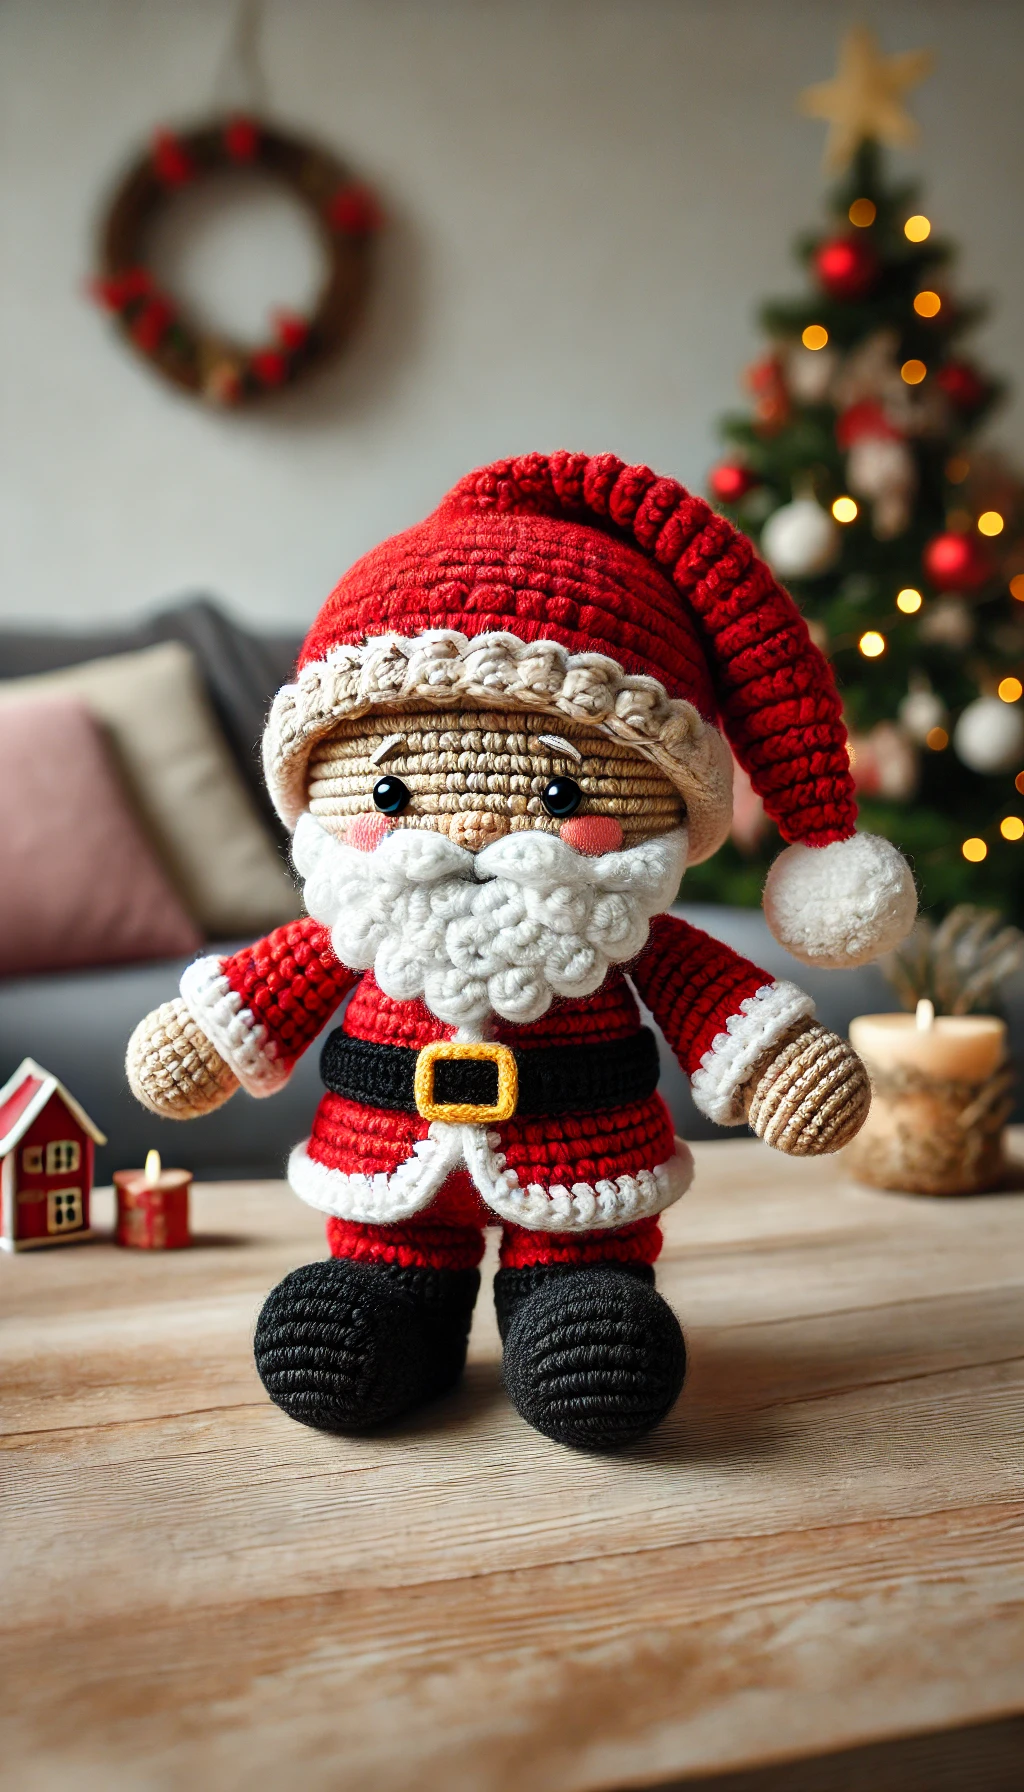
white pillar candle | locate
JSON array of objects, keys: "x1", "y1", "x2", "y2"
[{"x1": 849, "y1": 1011, "x2": 1006, "y2": 1083}]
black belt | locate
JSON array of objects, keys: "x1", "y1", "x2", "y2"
[{"x1": 320, "y1": 1027, "x2": 660, "y2": 1123}]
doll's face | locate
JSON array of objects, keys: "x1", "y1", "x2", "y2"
[{"x1": 306, "y1": 707, "x2": 684, "y2": 853}]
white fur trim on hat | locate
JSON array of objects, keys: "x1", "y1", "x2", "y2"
[
  {"x1": 763, "y1": 834, "x2": 917, "y2": 968},
  {"x1": 262, "y1": 629, "x2": 734, "y2": 866}
]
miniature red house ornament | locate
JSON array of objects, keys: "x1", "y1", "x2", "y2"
[{"x1": 0, "y1": 1058, "x2": 106, "y2": 1252}]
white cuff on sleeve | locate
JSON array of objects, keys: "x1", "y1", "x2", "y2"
[
  {"x1": 689, "y1": 980, "x2": 815, "y2": 1125},
  {"x1": 179, "y1": 954, "x2": 290, "y2": 1098}
]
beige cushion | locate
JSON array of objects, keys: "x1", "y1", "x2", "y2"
[
  {"x1": 0, "y1": 695, "x2": 202, "y2": 976},
  {"x1": 0, "y1": 642, "x2": 301, "y2": 938}
]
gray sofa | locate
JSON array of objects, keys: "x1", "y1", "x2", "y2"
[{"x1": 1, "y1": 903, "x2": 907, "y2": 1183}]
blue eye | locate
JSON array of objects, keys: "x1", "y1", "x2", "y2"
[
  {"x1": 373, "y1": 776, "x2": 411, "y2": 816},
  {"x1": 542, "y1": 777, "x2": 583, "y2": 818}
]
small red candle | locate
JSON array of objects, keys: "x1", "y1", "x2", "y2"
[{"x1": 113, "y1": 1150, "x2": 191, "y2": 1249}]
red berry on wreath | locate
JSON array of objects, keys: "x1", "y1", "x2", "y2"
[
  {"x1": 131, "y1": 295, "x2": 175, "y2": 354},
  {"x1": 709, "y1": 462, "x2": 758, "y2": 503},
  {"x1": 151, "y1": 130, "x2": 196, "y2": 187},
  {"x1": 936, "y1": 361, "x2": 987, "y2": 411},
  {"x1": 273, "y1": 310, "x2": 311, "y2": 352},
  {"x1": 329, "y1": 183, "x2": 383, "y2": 236},
  {"x1": 923, "y1": 529, "x2": 992, "y2": 593},
  {"x1": 251, "y1": 349, "x2": 289, "y2": 387},
  {"x1": 223, "y1": 116, "x2": 260, "y2": 162},
  {"x1": 813, "y1": 235, "x2": 879, "y2": 300}
]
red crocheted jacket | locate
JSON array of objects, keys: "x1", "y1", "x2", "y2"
[{"x1": 179, "y1": 915, "x2": 812, "y2": 1234}]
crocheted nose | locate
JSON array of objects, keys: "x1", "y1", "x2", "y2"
[{"x1": 448, "y1": 811, "x2": 510, "y2": 852}]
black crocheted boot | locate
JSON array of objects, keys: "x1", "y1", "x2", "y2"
[
  {"x1": 494, "y1": 1263, "x2": 685, "y2": 1451},
  {"x1": 254, "y1": 1258, "x2": 480, "y2": 1433}
]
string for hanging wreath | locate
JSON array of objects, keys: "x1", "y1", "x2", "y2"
[{"x1": 90, "y1": 114, "x2": 382, "y2": 406}]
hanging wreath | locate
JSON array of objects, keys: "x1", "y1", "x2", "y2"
[{"x1": 91, "y1": 115, "x2": 382, "y2": 406}]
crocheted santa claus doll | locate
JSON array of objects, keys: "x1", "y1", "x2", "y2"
[{"x1": 127, "y1": 452, "x2": 916, "y2": 1451}]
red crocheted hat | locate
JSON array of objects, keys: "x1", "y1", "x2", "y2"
[{"x1": 264, "y1": 451, "x2": 916, "y2": 967}]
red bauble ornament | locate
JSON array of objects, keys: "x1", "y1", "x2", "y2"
[
  {"x1": 936, "y1": 361, "x2": 987, "y2": 411},
  {"x1": 745, "y1": 354, "x2": 790, "y2": 433},
  {"x1": 813, "y1": 235, "x2": 880, "y2": 300},
  {"x1": 923, "y1": 530, "x2": 992, "y2": 593},
  {"x1": 709, "y1": 462, "x2": 758, "y2": 503}
]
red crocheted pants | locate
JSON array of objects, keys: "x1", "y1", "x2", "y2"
[{"x1": 325, "y1": 1172, "x2": 663, "y2": 1271}]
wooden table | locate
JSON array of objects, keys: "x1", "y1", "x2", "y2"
[{"x1": 2, "y1": 1139, "x2": 1023, "y2": 1792}]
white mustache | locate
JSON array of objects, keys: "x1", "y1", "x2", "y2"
[{"x1": 294, "y1": 813, "x2": 684, "y2": 898}]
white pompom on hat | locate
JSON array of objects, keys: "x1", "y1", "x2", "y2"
[
  {"x1": 764, "y1": 835, "x2": 918, "y2": 968},
  {"x1": 264, "y1": 451, "x2": 917, "y2": 968}
]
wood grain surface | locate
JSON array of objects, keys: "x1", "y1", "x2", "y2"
[{"x1": 2, "y1": 1138, "x2": 1022, "y2": 1791}]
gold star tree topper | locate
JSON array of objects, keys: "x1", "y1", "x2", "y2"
[{"x1": 800, "y1": 26, "x2": 934, "y2": 171}]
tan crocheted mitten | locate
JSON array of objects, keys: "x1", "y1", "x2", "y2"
[
  {"x1": 744, "y1": 1021, "x2": 870, "y2": 1156},
  {"x1": 126, "y1": 998, "x2": 239, "y2": 1120}
]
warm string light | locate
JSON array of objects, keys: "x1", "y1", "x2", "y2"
[
  {"x1": 1011, "y1": 575, "x2": 1024, "y2": 602},
  {"x1": 1015, "y1": 771, "x2": 1024, "y2": 796},
  {"x1": 926, "y1": 726, "x2": 948, "y2": 750},
  {"x1": 848, "y1": 198, "x2": 876, "y2": 227},
  {"x1": 832, "y1": 495, "x2": 858, "y2": 522},
  {"x1": 802, "y1": 324, "x2": 829, "y2": 350},
  {"x1": 905, "y1": 214, "x2": 931, "y2": 242},
  {"x1": 946, "y1": 456, "x2": 970, "y2": 484},
  {"x1": 859, "y1": 630, "x2": 885, "y2": 658},
  {"x1": 978, "y1": 511, "x2": 1004, "y2": 537},
  {"x1": 1000, "y1": 816, "x2": 1024, "y2": 842},
  {"x1": 896, "y1": 587, "x2": 922, "y2": 614},
  {"x1": 962, "y1": 837, "x2": 987, "y2": 862},
  {"x1": 914, "y1": 290, "x2": 941, "y2": 317},
  {"x1": 998, "y1": 677, "x2": 1023, "y2": 704},
  {"x1": 901, "y1": 359, "x2": 927, "y2": 385}
]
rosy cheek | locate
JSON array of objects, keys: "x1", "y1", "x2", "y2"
[
  {"x1": 559, "y1": 815, "x2": 623, "y2": 855},
  {"x1": 346, "y1": 812, "x2": 391, "y2": 853}
]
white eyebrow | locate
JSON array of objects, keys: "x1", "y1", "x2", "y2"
[
  {"x1": 537, "y1": 733, "x2": 582, "y2": 763},
  {"x1": 369, "y1": 734, "x2": 403, "y2": 766}
]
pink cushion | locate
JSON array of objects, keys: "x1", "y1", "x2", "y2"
[{"x1": 0, "y1": 696, "x2": 202, "y2": 976}]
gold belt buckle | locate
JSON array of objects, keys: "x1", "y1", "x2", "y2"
[{"x1": 414, "y1": 1041, "x2": 518, "y2": 1124}]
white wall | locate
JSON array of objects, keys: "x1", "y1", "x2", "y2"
[{"x1": 2, "y1": 0, "x2": 1023, "y2": 631}]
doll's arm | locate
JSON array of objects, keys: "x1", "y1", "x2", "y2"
[
  {"x1": 631, "y1": 914, "x2": 869, "y2": 1155},
  {"x1": 126, "y1": 918, "x2": 357, "y2": 1120}
]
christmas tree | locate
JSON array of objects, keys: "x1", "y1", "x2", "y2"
[{"x1": 696, "y1": 28, "x2": 1024, "y2": 921}]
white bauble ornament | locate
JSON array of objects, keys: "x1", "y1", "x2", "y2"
[
  {"x1": 953, "y1": 696, "x2": 1024, "y2": 775},
  {"x1": 761, "y1": 497, "x2": 840, "y2": 578},
  {"x1": 898, "y1": 685, "x2": 946, "y2": 744},
  {"x1": 848, "y1": 722, "x2": 919, "y2": 802},
  {"x1": 919, "y1": 598, "x2": 974, "y2": 650},
  {"x1": 785, "y1": 343, "x2": 837, "y2": 404},
  {"x1": 846, "y1": 434, "x2": 915, "y2": 539}
]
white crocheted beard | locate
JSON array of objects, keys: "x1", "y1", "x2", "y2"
[{"x1": 292, "y1": 812, "x2": 688, "y2": 1028}]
